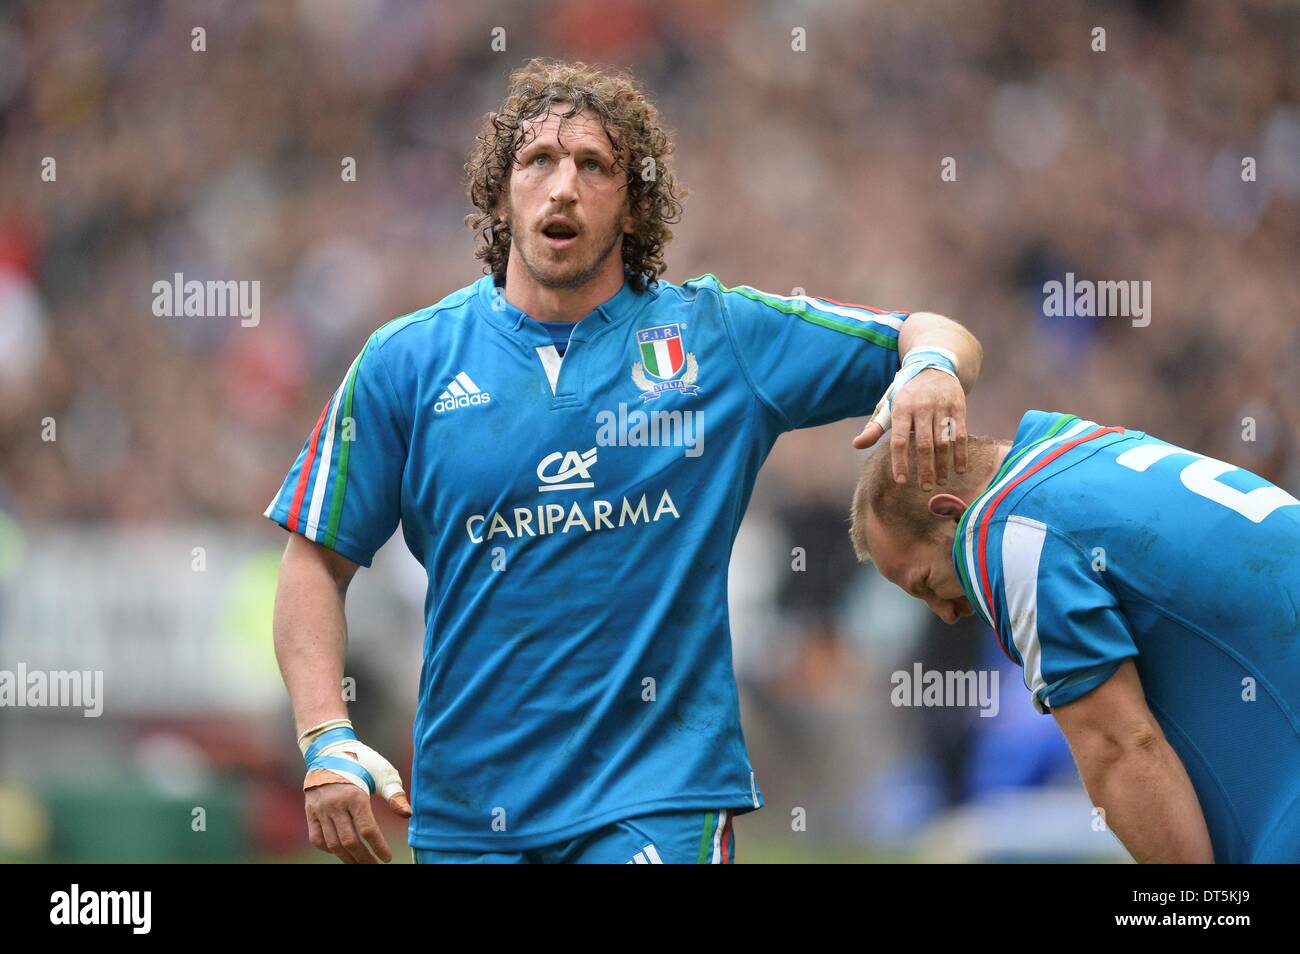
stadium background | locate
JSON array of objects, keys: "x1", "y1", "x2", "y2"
[{"x1": 0, "y1": 0, "x2": 1295, "y2": 862}]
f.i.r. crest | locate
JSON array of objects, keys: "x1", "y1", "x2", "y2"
[{"x1": 631, "y1": 323, "x2": 701, "y2": 402}]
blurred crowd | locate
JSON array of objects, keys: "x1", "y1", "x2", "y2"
[{"x1": 0, "y1": 0, "x2": 1295, "y2": 859}]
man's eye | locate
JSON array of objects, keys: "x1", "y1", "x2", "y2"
[
  {"x1": 531, "y1": 154, "x2": 549, "y2": 167},
  {"x1": 583, "y1": 158, "x2": 602, "y2": 172}
]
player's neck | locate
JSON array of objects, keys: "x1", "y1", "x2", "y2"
[
  {"x1": 501, "y1": 254, "x2": 627, "y2": 324},
  {"x1": 966, "y1": 440, "x2": 1014, "y2": 502}
]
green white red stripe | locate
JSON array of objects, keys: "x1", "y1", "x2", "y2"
[
  {"x1": 957, "y1": 417, "x2": 1123, "y2": 658},
  {"x1": 685, "y1": 274, "x2": 906, "y2": 350},
  {"x1": 695, "y1": 809, "x2": 734, "y2": 864},
  {"x1": 957, "y1": 416, "x2": 1086, "y2": 629},
  {"x1": 265, "y1": 344, "x2": 366, "y2": 549}
]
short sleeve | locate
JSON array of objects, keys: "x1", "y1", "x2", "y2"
[
  {"x1": 264, "y1": 334, "x2": 407, "y2": 567},
  {"x1": 693, "y1": 276, "x2": 906, "y2": 430},
  {"x1": 996, "y1": 516, "x2": 1137, "y2": 713}
]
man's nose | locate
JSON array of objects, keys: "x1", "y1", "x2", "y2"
[
  {"x1": 549, "y1": 157, "x2": 580, "y2": 204},
  {"x1": 928, "y1": 598, "x2": 958, "y2": 624}
]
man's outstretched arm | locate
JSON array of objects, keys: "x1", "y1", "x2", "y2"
[
  {"x1": 1052, "y1": 659, "x2": 1214, "y2": 863},
  {"x1": 274, "y1": 533, "x2": 411, "y2": 864},
  {"x1": 854, "y1": 311, "x2": 984, "y2": 490}
]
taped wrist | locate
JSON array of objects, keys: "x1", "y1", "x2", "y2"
[{"x1": 299, "y1": 719, "x2": 377, "y2": 795}]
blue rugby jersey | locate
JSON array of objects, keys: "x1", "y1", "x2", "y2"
[
  {"x1": 267, "y1": 272, "x2": 907, "y2": 850},
  {"x1": 955, "y1": 410, "x2": 1300, "y2": 862}
]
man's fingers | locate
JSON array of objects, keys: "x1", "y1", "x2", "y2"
[
  {"x1": 889, "y1": 408, "x2": 913, "y2": 484},
  {"x1": 912, "y1": 409, "x2": 936, "y2": 490},
  {"x1": 854, "y1": 420, "x2": 885, "y2": 450},
  {"x1": 317, "y1": 813, "x2": 350, "y2": 863},
  {"x1": 311, "y1": 785, "x2": 377, "y2": 863},
  {"x1": 386, "y1": 790, "x2": 413, "y2": 818},
  {"x1": 307, "y1": 815, "x2": 327, "y2": 854},
  {"x1": 351, "y1": 801, "x2": 393, "y2": 863},
  {"x1": 331, "y1": 808, "x2": 377, "y2": 864},
  {"x1": 352, "y1": 743, "x2": 412, "y2": 819},
  {"x1": 951, "y1": 409, "x2": 969, "y2": 475},
  {"x1": 933, "y1": 413, "x2": 951, "y2": 486}
]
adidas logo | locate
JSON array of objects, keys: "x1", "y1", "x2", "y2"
[
  {"x1": 626, "y1": 844, "x2": 663, "y2": 864},
  {"x1": 434, "y1": 371, "x2": 491, "y2": 414}
]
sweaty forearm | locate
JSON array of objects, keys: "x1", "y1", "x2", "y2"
[
  {"x1": 897, "y1": 312, "x2": 983, "y2": 394},
  {"x1": 1074, "y1": 735, "x2": 1214, "y2": 863},
  {"x1": 273, "y1": 547, "x2": 351, "y2": 735}
]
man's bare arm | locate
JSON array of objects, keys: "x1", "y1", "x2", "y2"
[
  {"x1": 273, "y1": 532, "x2": 359, "y2": 734},
  {"x1": 1052, "y1": 659, "x2": 1214, "y2": 863},
  {"x1": 274, "y1": 533, "x2": 411, "y2": 864}
]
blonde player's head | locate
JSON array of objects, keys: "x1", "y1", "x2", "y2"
[{"x1": 850, "y1": 436, "x2": 1005, "y2": 623}]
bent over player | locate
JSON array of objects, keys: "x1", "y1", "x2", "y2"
[
  {"x1": 267, "y1": 59, "x2": 982, "y2": 864},
  {"x1": 851, "y1": 410, "x2": 1300, "y2": 862}
]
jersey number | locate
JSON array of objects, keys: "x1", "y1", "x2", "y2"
[{"x1": 1115, "y1": 444, "x2": 1299, "y2": 524}]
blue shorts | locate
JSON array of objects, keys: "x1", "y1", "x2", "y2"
[{"x1": 412, "y1": 808, "x2": 737, "y2": 864}]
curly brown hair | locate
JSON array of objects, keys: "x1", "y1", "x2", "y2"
[{"x1": 465, "y1": 59, "x2": 685, "y2": 292}]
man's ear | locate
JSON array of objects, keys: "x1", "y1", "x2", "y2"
[
  {"x1": 928, "y1": 493, "x2": 968, "y2": 521},
  {"x1": 624, "y1": 195, "x2": 644, "y2": 234},
  {"x1": 494, "y1": 185, "x2": 510, "y2": 227}
]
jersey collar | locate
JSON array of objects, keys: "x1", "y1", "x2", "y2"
[
  {"x1": 950, "y1": 412, "x2": 1080, "y2": 620},
  {"x1": 474, "y1": 272, "x2": 648, "y2": 335}
]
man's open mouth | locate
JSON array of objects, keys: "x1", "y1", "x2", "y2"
[{"x1": 541, "y1": 218, "x2": 579, "y2": 243}]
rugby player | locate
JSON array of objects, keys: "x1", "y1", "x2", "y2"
[
  {"x1": 851, "y1": 410, "x2": 1300, "y2": 862},
  {"x1": 268, "y1": 59, "x2": 982, "y2": 864}
]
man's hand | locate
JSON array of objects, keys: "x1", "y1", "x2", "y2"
[
  {"x1": 299, "y1": 719, "x2": 413, "y2": 864},
  {"x1": 855, "y1": 356, "x2": 968, "y2": 491}
]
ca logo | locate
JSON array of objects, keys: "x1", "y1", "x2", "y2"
[{"x1": 537, "y1": 448, "x2": 598, "y2": 492}]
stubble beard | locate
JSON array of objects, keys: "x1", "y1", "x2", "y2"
[{"x1": 511, "y1": 201, "x2": 629, "y2": 291}]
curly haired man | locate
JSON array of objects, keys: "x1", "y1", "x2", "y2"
[{"x1": 267, "y1": 59, "x2": 982, "y2": 864}]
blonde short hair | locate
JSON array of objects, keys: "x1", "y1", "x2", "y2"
[{"x1": 849, "y1": 437, "x2": 997, "y2": 563}]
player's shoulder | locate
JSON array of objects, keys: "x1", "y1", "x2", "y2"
[
  {"x1": 998, "y1": 411, "x2": 1127, "y2": 494},
  {"x1": 958, "y1": 412, "x2": 1092, "y2": 579},
  {"x1": 367, "y1": 277, "x2": 486, "y2": 353},
  {"x1": 634, "y1": 275, "x2": 734, "y2": 336},
  {"x1": 656, "y1": 274, "x2": 817, "y2": 334},
  {"x1": 667, "y1": 273, "x2": 785, "y2": 312},
  {"x1": 661, "y1": 273, "x2": 798, "y2": 309},
  {"x1": 667, "y1": 275, "x2": 909, "y2": 355},
  {"x1": 1008, "y1": 411, "x2": 1140, "y2": 506},
  {"x1": 651, "y1": 273, "x2": 728, "y2": 308}
]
